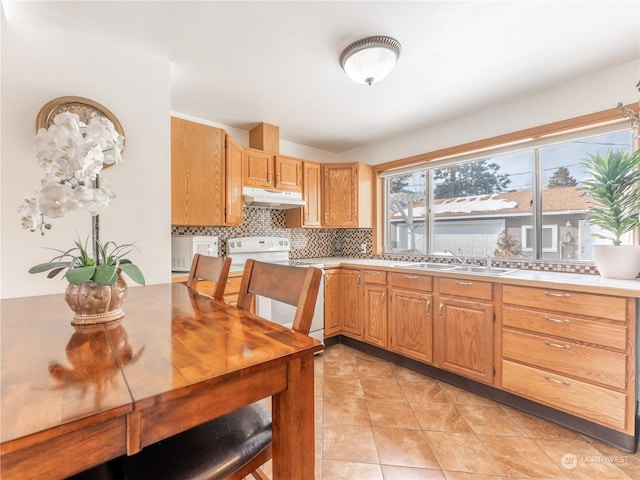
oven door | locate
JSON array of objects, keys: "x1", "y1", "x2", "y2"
[{"x1": 255, "y1": 270, "x2": 324, "y2": 343}]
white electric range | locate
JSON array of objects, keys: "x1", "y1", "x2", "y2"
[{"x1": 226, "y1": 237, "x2": 324, "y2": 342}]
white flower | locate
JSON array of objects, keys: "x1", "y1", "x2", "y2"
[{"x1": 20, "y1": 111, "x2": 125, "y2": 234}]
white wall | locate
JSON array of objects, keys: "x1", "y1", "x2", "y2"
[
  {"x1": 1, "y1": 17, "x2": 172, "y2": 298},
  {"x1": 171, "y1": 111, "x2": 340, "y2": 164},
  {"x1": 341, "y1": 59, "x2": 640, "y2": 165}
]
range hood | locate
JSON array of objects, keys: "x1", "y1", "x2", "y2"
[{"x1": 243, "y1": 187, "x2": 305, "y2": 209}]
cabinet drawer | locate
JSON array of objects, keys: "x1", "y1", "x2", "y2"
[
  {"x1": 502, "y1": 329, "x2": 626, "y2": 390},
  {"x1": 502, "y1": 285, "x2": 626, "y2": 321},
  {"x1": 389, "y1": 272, "x2": 432, "y2": 291},
  {"x1": 438, "y1": 277, "x2": 492, "y2": 300},
  {"x1": 502, "y1": 360, "x2": 628, "y2": 432},
  {"x1": 363, "y1": 270, "x2": 387, "y2": 285},
  {"x1": 503, "y1": 306, "x2": 627, "y2": 351}
]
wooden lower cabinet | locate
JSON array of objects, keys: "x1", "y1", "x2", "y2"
[
  {"x1": 501, "y1": 284, "x2": 635, "y2": 435},
  {"x1": 435, "y1": 295, "x2": 494, "y2": 384},
  {"x1": 388, "y1": 272, "x2": 433, "y2": 363},
  {"x1": 324, "y1": 270, "x2": 341, "y2": 338},
  {"x1": 362, "y1": 271, "x2": 388, "y2": 348},
  {"x1": 341, "y1": 269, "x2": 362, "y2": 339}
]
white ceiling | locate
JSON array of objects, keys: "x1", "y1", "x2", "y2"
[{"x1": 5, "y1": 1, "x2": 640, "y2": 153}]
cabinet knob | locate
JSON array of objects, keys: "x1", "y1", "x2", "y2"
[
  {"x1": 426, "y1": 300, "x2": 431, "y2": 315},
  {"x1": 276, "y1": 172, "x2": 281, "y2": 185},
  {"x1": 268, "y1": 171, "x2": 272, "y2": 182}
]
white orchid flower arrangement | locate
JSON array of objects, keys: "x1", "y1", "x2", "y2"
[{"x1": 20, "y1": 111, "x2": 145, "y2": 286}]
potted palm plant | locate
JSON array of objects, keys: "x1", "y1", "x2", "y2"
[{"x1": 581, "y1": 148, "x2": 640, "y2": 279}]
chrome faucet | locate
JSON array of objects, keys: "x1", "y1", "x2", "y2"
[{"x1": 445, "y1": 248, "x2": 467, "y2": 264}]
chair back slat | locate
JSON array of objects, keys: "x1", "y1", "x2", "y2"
[
  {"x1": 236, "y1": 259, "x2": 322, "y2": 335},
  {"x1": 186, "y1": 254, "x2": 232, "y2": 301}
]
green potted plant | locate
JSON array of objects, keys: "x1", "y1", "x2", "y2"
[{"x1": 581, "y1": 148, "x2": 640, "y2": 279}]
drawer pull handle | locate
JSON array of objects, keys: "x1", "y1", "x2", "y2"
[
  {"x1": 543, "y1": 315, "x2": 570, "y2": 324},
  {"x1": 544, "y1": 375, "x2": 570, "y2": 386},
  {"x1": 544, "y1": 290, "x2": 570, "y2": 299},
  {"x1": 456, "y1": 281, "x2": 473, "y2": 286},
  {"x1": 544, "y1": 340, "x2": 571, "y2": 350},
  {"x1": 404, "y1": 274, "x2": 418, "y2": 279},
  {"x1": 369, "y1": 271, "x2": 381, "y2": 275}
]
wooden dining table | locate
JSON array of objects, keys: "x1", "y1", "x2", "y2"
[{"x1": 1, "y1": 283, "x2": 323, "y2": 480}]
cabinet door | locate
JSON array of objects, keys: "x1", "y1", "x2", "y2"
[
  {"x1": 303, "y1": 162, "x2": 322, "y2": 226},
  {"x1": 243, "y1": 149, "x2": 273, "y2": 188},
  {"x1": 324, "y1": 270, "x2": 341, "y2": 338},
  {"x1": 224, "y1": 134, "x2": 243, "y2": 225},
  {"x1": 171, "y1": 117, "x2": 224, "y2": 226},
  {"x1": 363, "y1": 284, "x2": 388, "y2": 348},
  {"x1": 435, "y1": 297, "x2": 494, "y2": 384},
  {"x1": 275, "y1": 155, "x2": 302, "y2": 192},
  {"x1": 390, "y1": 288, "x2": 433, "y2": 363},
  {"x1": 322, "y1": 163, "x2": 358, "y2": 227},
  {"x1": 341, "y1": 270, "x2": 362, "y2": 338}
]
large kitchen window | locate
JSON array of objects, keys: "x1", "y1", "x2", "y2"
[{"x1": 382, "y1": 124, "x2": 634, "y2": 262}]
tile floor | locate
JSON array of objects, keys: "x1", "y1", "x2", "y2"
[{"x1": 262, "y1": 343, "x2": 640, "y2": 480}]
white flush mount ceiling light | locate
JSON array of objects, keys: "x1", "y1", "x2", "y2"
[{"x1": 339, "y1": 36, "x2": 401, "y2": 86}]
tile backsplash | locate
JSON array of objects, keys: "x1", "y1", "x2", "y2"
[
  {"x1": 172, "y1": 207, "x2": 602, "y2": 275},
  {"x1": 172, "y1": 207, "x2": 372, "y2": 259}
]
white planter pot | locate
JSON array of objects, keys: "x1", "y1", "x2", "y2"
[{"x1": 593, "y1": 245, "x2": 640, "y2": 280}]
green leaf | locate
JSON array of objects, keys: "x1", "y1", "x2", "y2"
[
  {"x1": 120, "y1": 264, "x2": 146, "y2": 286},
  {"x1": 66, "y1": 266, "x2": 96, "y2": 284},
  {"x1": 28, "y1": 261, "x2": 71, "y2": 274},
  {"x1": 93, "y1": 265, "x2": 118, "y2": 285}
]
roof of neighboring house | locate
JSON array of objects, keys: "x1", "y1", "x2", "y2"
[{"x1": 390, "y1": 186, "x2": 591, "y2": 219}]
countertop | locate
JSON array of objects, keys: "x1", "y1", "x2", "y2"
[
  {"x1": 173, "y1": 257, "x2": 640, "y2": 298},
  {"x1": 296, "y1": 257, "x2": 640, "y2": 298}
]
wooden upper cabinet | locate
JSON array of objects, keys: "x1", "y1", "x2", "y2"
[
  {"x1": 224, "y1": 134, "x2": 243, "y2": 225},
  {"x1": 322, "y1": 162, "x2": 373, "y2": 228},
  {"x1": 243, "y1": 148, "x2": 274, "y2": 188},
  {"x1": 171, "y1": 117, "x2": 242, "y2": 226},
  {"x1": 285, "y1": 161, "x2": 322, "y2": 228},
  {"x1": 243, "y1": 149, "x2": 302, "y2": 192}
]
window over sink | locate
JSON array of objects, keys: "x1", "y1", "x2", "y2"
[{"x1": 381, "y1": 121, "x2": 634, "y2": 262}]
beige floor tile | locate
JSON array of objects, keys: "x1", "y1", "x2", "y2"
[
  {"x1": 381, "y1": 464, "x2": 447, "y2": 479},
  {"x1": 314, "y1": 375, "x2": 324, "y2": 397},
  {"x1": 367, "y1": 399, "x2": 421, "y2": 429},
  {"x1": 412, "y1": 402, "x2": 473, "y2": 433},
  {"x1": 585, "y1": 438, "x2": 640, "y2": 479},
  {"x1": 443, "y1": 472, "x2": 509, "y2": 480},
  {"x1": 402, "y1": 378, "x2": 451, "y2": 404},
  {"x1": 438, "y1": 383, "x2": 499, "y2": 407},
  {"x1": 425, "y1": 431, "x2": 504, "y2": 474},
  {"x1": 501, "y1": 406, "x2": 583, "y2": 441},
  {"x1": 314, "y1": 354, "x2": 325, "y2": 377},
  {"x1": 321, "y1": 459, "x2": 384, "y2": 480},
  {"x1": 323, "y1": 396, "x2": 371, "y2": 426},
  {"x1": 323, "y1": 375, "x2": 364, "y2": 398},
  {"x1": 353, "y1": 349, "x2": 390, "y2": 364},
  {"x1": 373, "y1": 427, "x2": 441, "y2": 469},
  {"x1": 324, "y1": 361, "x2": 360, "y2": 378},
  {"x1": 358, "y1": 362, "x2": 396, "y2": 379},
  {"x1": 392, "y1": 364, "x2": 435, "y2": 383},
  {"x1": 535, "y1": 438, "x2": 634, "y2": 479},
  {"x1": 322, "y1": 344, "x2": 359, "y2": 363},
  {"x1": 361, "y1": 378, "x2": 407, "y2": 401},
  {"x1": 479, "y1": 434, "x2": 570, "y2": 479},
  {"x1": 456, "y1": 405, "x2": 525, "y2": 437},
  {"x1": 323, "y1": 424, "x2": 380, "y2": 463}
]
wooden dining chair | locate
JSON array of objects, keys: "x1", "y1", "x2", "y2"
[
  {"x1": 113, "y1": 260, "x2": 322, "y2": 480},
  {"x1": 186, "y1": 254, "x2": 232, "y2": 300}
]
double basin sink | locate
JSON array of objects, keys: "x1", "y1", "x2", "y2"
[{"x1": 391, "y1": 262, "x2": 518, "y2": 276}]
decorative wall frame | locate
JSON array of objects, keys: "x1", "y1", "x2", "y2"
[{"x1": 35, "y1": 96, "x2": 125, "y2": 162}]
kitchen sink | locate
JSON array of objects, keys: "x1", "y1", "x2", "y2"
[
  {"x1": 450, "y1": 265, "x2": 518, "y2": 276},
  {"x1": 391, "y1": 262, "x2": 457, "y2": 271}
]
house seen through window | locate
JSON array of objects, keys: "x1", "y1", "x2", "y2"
[{"x1": 383, "y1": 127, "x2": 633, "y2": 262}]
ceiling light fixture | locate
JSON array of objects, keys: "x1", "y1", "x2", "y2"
[{"x1": 339, "y1": 36, "x2": 401, "y2": 86}]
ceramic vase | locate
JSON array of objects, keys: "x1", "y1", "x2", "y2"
[
  {"x1": 593, "y1": 244, "x2": 640, "y2": 280},
  {"x1": 65, "y1": 271, "x2": 128, "y2": 325}
]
